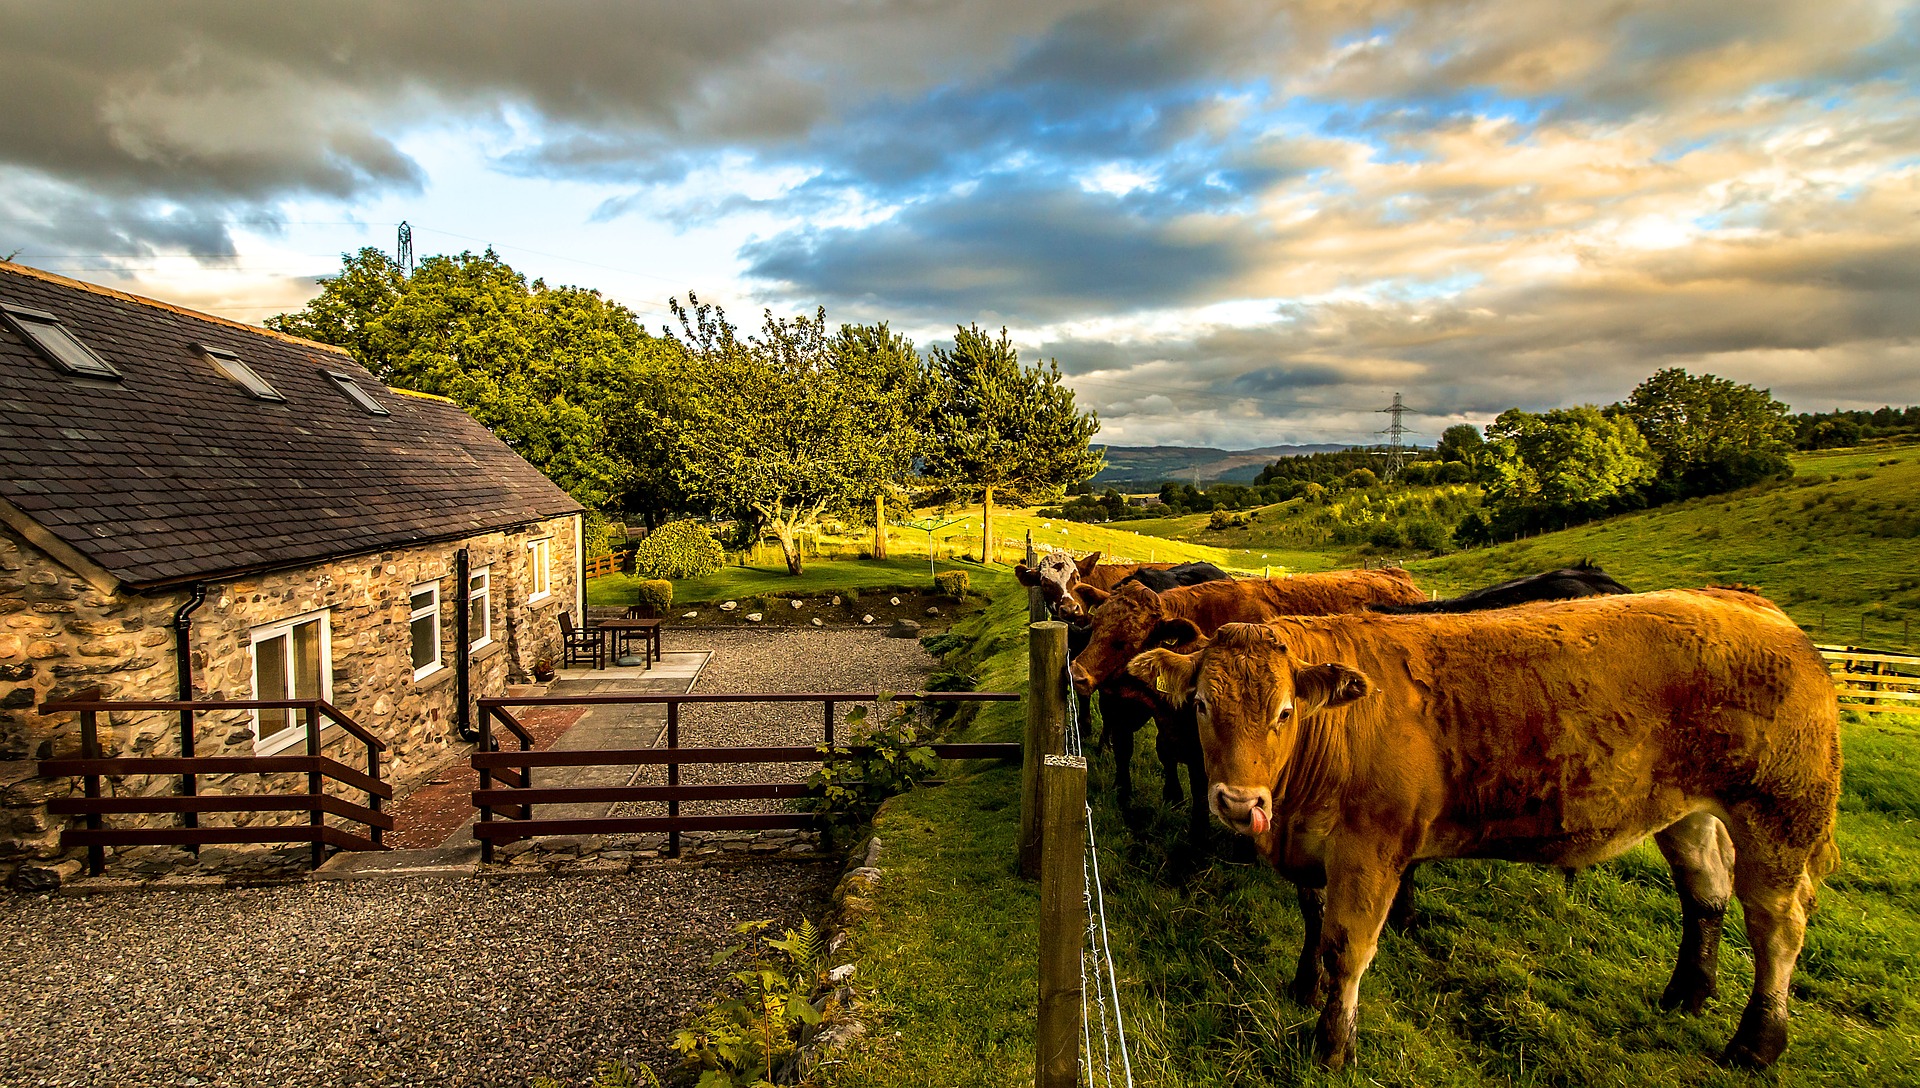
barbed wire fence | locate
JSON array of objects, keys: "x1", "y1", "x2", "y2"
[{"x1": 1064, "y1": 674, "x2": 1135, "y2": 1088}]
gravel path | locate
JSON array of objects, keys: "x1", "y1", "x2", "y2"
[
  {"x1": 0, "y1": 631, "x2": 929, "y2": 1088},
  {"x1": 0, "y1": 868, "x2": 833, "y2": 1088},
  {"x1": 613, "y1": 629, "x2": 938, "y2": 819}
]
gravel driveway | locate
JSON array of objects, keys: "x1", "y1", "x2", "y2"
[
  {"x1": 0, "y1": 867, "x2": 833, "y2": 1088},
  {"x1": 0, "y1": 630, "x2": 932, "y2": 1088},
  {"x1": 613, "y1": 629, "x2": 939, "y2": 820}
]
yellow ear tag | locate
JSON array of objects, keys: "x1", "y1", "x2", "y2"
[{"x1": 1155, "y1": 673, "x2": 1169, "y2": 693}]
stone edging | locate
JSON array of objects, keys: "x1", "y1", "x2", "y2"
[{"x1": 796, "y1": 833, "x2": 883, "y2": 1080}]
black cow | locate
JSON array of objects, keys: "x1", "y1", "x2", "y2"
[
  {"x1": 1075, "y1": 563, "x2": 1236, "y2": 828},
  {"x1": 1369, "y1": 561, "x2": 1632, "y2": 614}
]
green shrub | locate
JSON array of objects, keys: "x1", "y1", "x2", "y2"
[
  {"x1": 1366, "y1": 521, "x2": 1405, "y2": 548},
  {"x1": 1208, "y1": 509, "x2": 1234, "y2": 530},
  {"x1": 634, "y1": 579, "x2": 672, "y2": 616},
  {"x1": 674, "y1": 919, "x2": 826, "y2": 1087},
  {"x1": 808, "y1": 700, "x2": 942, "y2": 833},
  {"x1": 1404, "y1": 517, "x2": 1452, "y2": 552},
  {"x1": 531, "y1": 1060, "x2": 661, "y2": 1088},
  {"x1": 632, "y1": 519, "x2": 725, "y2": 579},
  {"x1": 1343, "y1": 468, "x2": 1380, "y2": 490},
  {"x1": 934, "y1": 570, "x2": 970, "y2": 597}
]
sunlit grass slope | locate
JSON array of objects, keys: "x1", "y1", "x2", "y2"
[
  {"x1": 1408, "y1": 447, "x2": 1920, "y2": 652},
  {"x1": 828, "y1": 577, "x2": 1920, "y2": 1088}
]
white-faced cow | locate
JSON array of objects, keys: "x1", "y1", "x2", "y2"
[
  {"x1": 1128, "y1": 589, "x2": 1841, "y2": 1070},
  {"x1": 1013, "y1": 550, "x2": 1178, "y2": 621}
]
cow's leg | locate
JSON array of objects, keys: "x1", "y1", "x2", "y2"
[
  {"x1": 1152, "y1": 716, "x2": 1184, "y2": 806},
  {"x1": 1098, "y1": 692, "x2": 1141, "y2": 819},
  {"x1": 1386, "y1": 864, "x2": 1420, "y2": 931},
  {"x1": 1183, "y1": 733, "x2": 1210, "y2": 849},
  {"x1": 1721, "y1": 844, "x2": 1817, "y2": 1068},
  {"x1": 1075, "y1": 687, "x2": 1094, "y2": 744},
  {"x1": 1655, "y1": 812, "x2": 1735, "y2": 1015},
  {"x1": 1290, "y1": 883, "x2": 1328, "y2": 1006},
  {"x1": 1313, "y1": 860, "x2": 1402, "y2": 1070}
]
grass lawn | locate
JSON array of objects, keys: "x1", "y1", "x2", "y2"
[{"x1": 828, "y1": 576, "x2": 1920, "y2": 1088}]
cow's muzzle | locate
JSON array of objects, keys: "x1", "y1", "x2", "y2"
[
  {"x1": 1211, "y1": 784, "x2": 1273, "y2": 835},
  {"x1": 1070, "y1": 663, "x2": 1095, "y2": 696}
]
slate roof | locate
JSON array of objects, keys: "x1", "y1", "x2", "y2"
[{"x1": 0, "y1": 261, "x2": 583, "y2": 589}]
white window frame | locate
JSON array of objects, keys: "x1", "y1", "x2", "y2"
[
  {"x1": 527, "y1": 538, "x2": 552, "y2": 602},
  {"x1": 249, "y1": 608, "x2": 333, "y2": 756},
  {"x1": 468, "y1": 566, "x2": 493, "y2": 650},
  {"x1": 410, "y1": 581, "x2": 443, "y2": 681}
]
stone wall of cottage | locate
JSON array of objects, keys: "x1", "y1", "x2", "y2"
[{"x1": 0, "y1": 514, "x2": 580, "y2": 877}]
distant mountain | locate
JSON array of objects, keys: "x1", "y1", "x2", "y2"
[{"x1": 1091, "y1": 443, "x2": 1354, "y2": 485}]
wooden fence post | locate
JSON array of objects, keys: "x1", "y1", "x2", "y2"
[
  {"x1": 1022, "y1": 620, "x2": 1068, "y2": 879},
  {"x1": 1025, "y1": 533, "x2": 1047, "y2": 623},
  {"x1": 1037, "y1": 754, "x2": 1087, "y2": 1088}
]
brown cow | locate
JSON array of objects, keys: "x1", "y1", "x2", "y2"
[
  {"x1": 1128, "y1": 590, "x2": 1842, "y2": 1070},
  {"x1": 1071, "y1": 568, "x2": 1425, "y2": 845},
  {"x1": 1013, "y1": 550, "x2": 1175, "y2": 621}
]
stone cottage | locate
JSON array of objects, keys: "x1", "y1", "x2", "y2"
[{"x1": 0, "y1": 260, "x2": 585, "y2": 877}]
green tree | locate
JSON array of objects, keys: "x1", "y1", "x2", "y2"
[
  {"x1": 1435, "y1": 423, "x2": 1487, "y2": 477},
  {"x1": 1482, "y1": 405, "x2": 1657, "y2": 536},
  {"x1": 265, "y1": 247, "x2": 404, "y2": 365},
  {"x1": 666, "y1": 299, "x2": 923, "y2": 575},
  {"x1": 1618, "y1": 368, "x2": 1795, "y2": 500},
  {"x1": 268, "y1": 248, "x2": 672, "y2": 512},
  {"x1": 925, "y1": 324, "x2": 1103, "y2": 563},
  {"x1": 830, "y1": 321, "x2": 927, "y2": 559}
]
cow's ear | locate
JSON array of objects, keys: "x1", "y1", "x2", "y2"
[
  {"x1": 1075, "y1": 551, "x2": 1102, "y2": 577},
  {"x1": 1014, "y1": 564, "x2": 1041, "y2": 587},
  {"x1": 1072, "y1": 584, "x2": 1111, "y2": 608},
  {"x1": 1150, "y1": 618, "x2": 1205, "y2": 650},
  {"x1": 1128, "y1": 649, "x2": 1201, "y2": 707},
  {"x1": 1295, "y1": 663, "x2": 1373, "y2": 712}
]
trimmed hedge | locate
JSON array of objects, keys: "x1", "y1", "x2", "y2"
[
  {"x1": 634, "y1": 579, "x2": 673, "y2": 616},
  {"x1": 934, "y1": 570, "x2": 970, "y2": 597},
  {"x1": 631, "y1": 519, "x2": 725, "y2": 579}
]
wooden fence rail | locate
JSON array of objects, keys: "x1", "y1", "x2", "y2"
[
  {"x1": 583, "y1": 553, "x2": 619, "y2": 579},
  {"x1": 1818, "y1": 645, "x2": 1920, "y2": 714},
  {"x1": 471, "y1": 690, "x2": 1020, "y2": 861},
  {"x1": 35, "y1": 688, "x2": 390, "y2": 874}
]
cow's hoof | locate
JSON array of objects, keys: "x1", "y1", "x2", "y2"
[
  {"x1": 1721, "y1": 1014, "x2": 1788, "y2": 1069},
  {"x1": 1313, "y1": 1008, "x2": 1357, "y2": 1070},
  {"x1": 1659, "y1": 968, "x2": 1717, "y2": 1015}
]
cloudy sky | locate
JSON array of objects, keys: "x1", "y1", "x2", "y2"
[{"x1": 4, "y1": 1, "x2": 1917, "y2": 448}]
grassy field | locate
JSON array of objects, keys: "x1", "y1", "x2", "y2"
[
  {"x1": 828, "y1": 576, "x2": 1920, "y2": 1088},
  {"x1": 1406, "y1": 447, "x2": 1920, "y2": 652}
]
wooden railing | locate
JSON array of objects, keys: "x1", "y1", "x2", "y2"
[
  {"x1": 1818, "y1": 646, "x2": 1920, "y2": 714},
  {"x1": 471, "y1": 691, "x2": 1021, "y2": 861},
  {"x1": 37, "y1": 688, "x2": 392, "y2": 874},
  {"x1": 584, "y1": 554, "x2": 619, "y2": 579}
]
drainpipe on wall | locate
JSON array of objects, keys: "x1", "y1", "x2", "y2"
[
  {"x1": 454, "y1": 549, "x2": 479, "y2": 742},
  {"x1": 171, "y1": 582, "x2": 208, "y2": 846},
  {"x1": 575, "y1": 514, "x2": 586, "y2": 624}
]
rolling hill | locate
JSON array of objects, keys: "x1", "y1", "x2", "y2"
[{"x1": 1091, "y1": 442, "x2": 1352, "y2": 485}]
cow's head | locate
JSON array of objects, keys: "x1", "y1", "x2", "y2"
[
  {"x1": 1127, "y1": 623, "x2": 1372, "y2": 835},
  {"x1": 1068, "y1": 581, "x2": 1204, "y2": 695},
  {"x1": 1014, "y1": 550, "x2": 1104, "y2": 620}
]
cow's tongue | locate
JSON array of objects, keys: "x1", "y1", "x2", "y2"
[{"x1": 1248, "y1": 808, "x2": 1270, "y2": 834}]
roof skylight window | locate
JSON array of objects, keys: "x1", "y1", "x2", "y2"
[
  {"x1": 199, "y1": 344, "x2": 284, "y2": 401},
  {"x1": 1, "y1": 304, "x2": 120, "y2": 379},
  {"x1": 324, "y1": 369, "x2": 391, "y2": 416}
]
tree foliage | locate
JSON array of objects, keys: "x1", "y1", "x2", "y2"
[
  {"x1": 269, "y1": 248, "x2": 672, "y2": 511},
  {"x1": 1619, "y1": 368, "x2": 1795, "y2": 500},
  {"x1": 662, "y1": 298, "x2": 924, "y2": 575},
  {"x1": 924, "y1": 324, "x2": 1103, "y2": 561},
  {"x1": 1480, "y1": 405, "x2": 1657, "y2": 536}
]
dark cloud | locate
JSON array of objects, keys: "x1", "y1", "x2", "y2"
[{"x1": 742, "y1": 174, "x2": 1252, "y2": 320}]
